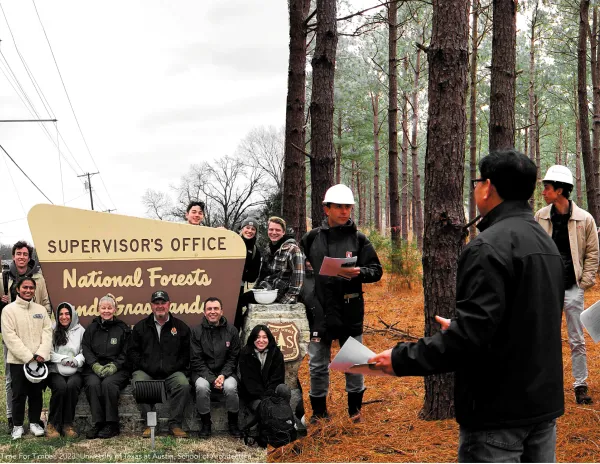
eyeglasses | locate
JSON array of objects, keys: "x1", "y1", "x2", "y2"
[{"x1": 471, "y1": 178, "x2": 486, "y2": 190}]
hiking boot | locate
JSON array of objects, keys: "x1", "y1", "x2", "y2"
[
  {"x1": 575, "y1": 386, "x2": 593, "y2": 404},
  {"x1": 30, "y1": 422, "x2": 45, "y2": 437},
  {"x1": 98, "y1": 422, "x2": 120, "y2": 439},
  {"x1": 63, "y1": 425, "x2": 78, "y2": 439},
  {"x1": 198, "y1": 413, "x2": 211, "y2": 439},
  {"x1": 348, "y1": 389, "x2": 365, "y2": 422},
  {"x1": 169, "y1": 426, "x2": 188, "y2": 438},
  {"x1": 142, "y1": 427, "x2": 152, "y2": 438},
  {"x1": 86, "y1": 423, "x2": 103, "y2": 439},
  {"x1": 45, "y1": 423, "x2": 60, "y2": 439},
  {"x1": 11, "y1": 426, "x2": 24, "y2": 440},
  {"x1": 227, "y1": 412, "x2": 243, "y2": 438},
  {"x1": 309, "y1": 395, "x2": 329, "y2": 424}
]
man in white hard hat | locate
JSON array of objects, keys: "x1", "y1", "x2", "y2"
[
  {"x1": 300, "y1": 184, "x2": 383, "y2": 423},
  {"x1": 535, "y1": 164, "x2": 599, "y2": 405}
]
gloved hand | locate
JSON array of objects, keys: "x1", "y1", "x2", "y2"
[
  {"x1": 102, "y1": 363, "x2": 118, "y2": 377},
  {"x1": 92, "y1": 362, "x2": 104, "y2": 376}
]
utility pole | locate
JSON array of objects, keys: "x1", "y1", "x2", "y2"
[{"x1": 78, "y1": 172, "x2": 99, "y2": 210}]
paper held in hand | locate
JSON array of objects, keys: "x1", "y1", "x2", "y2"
[
  {"x1": 329, "y1": 336, "x2": 391, "y2": 376},
  {"x1": 581, "y1": 300, "x2": 600, "y2": 343},
  {"x1": 319, "y1": 256, "x2": 357, "y2": 277}
]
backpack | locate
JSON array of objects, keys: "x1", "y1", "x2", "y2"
[{"x1": 246, "y1": 395, "x2": 297, "y2": 449}]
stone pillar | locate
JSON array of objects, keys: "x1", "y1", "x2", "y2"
[{"x1": 242, "y1": 303, "x2": 309, "y2": 426}]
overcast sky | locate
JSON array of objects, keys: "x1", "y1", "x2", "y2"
[{"x1": 0, "y1": 0, "x2": 289, "y2": 246}]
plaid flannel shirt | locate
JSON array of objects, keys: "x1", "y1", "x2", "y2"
[{"x1": 259, "y1": 238, "x2": 305, "y2": 304}]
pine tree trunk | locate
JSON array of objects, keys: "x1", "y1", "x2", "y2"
[
  {"x1": 372, "y1": 92, "x2": 382, "y2": 232},
  {"x1": 592, "y1": 7, "x2": 600, "y2": 210},
  {"x1": 411, "y1": 48, "x2": 423, "y2": 251},
  {"x1": 412, "y1": 138, "x2": 424, "y2": 251},
  {"x1": 421, "y1": 0, "x2": 469, "y2": 421},
  {"x1": 310, "y1": 0, "x2": 338, "y2": 226},
  {"x1": 528, "y1": 2, "x2": 537, "y2": 165},
  {"x1": 283, "y1": 0, "x2": 311, "y2": 240},
  {"x1": 469, "y1": 0, "x2": 480, "y2": 239},
  {"x1": 336, "y1": 112, "x2": 342, "y2": 184},
  {"x1": 489, "y1": 0, "x2": 517, "y2": 150},
  {"x1": 402, "y1": 59, "x2": 410, "y2": 242}
]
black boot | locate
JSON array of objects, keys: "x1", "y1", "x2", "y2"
[
  {"x1": 348, "y1": 390, "x2": 365, "y2": 422},
  {"x1": 86, "y1": 422, "x2": 103, "y2": 439},
  {"x1": 575, "y1": 386, "x2": 593, "y2": 404},
  {"x1": 309, "y1": 395, "x2": 329, "y2": 424},
  {"x1": 198, "y1": 413, "x2": 211, "y2": 439},
  {"x1": 98, "y1": 421, "x2": 119, "y2": 439},
  {"x1": 228, "y1": 412, "x2": 243, "y2": 438}
]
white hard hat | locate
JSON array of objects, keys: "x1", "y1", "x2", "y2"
[
  {"x1": 24, "y1": 360, "x2": 48, "y2": 384},
  {"x1": 542, "y1": 165, "x2": 573, "y2": 186},
  {"x1": 323, "y1": 184, "x2": 355, "y2": 205}
]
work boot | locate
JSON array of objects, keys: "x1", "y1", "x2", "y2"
[
  {"x1": 45, "y1": 423, "x2": 60, "y2": 439},
  {"x1": 169, "y1": 426, "x2": 188, "y2": 438},
  {"x1": 98, "y1": 421, "x2": 119, "y2": 439},
  {"x1": 227, "y1": 412, "x2": 243, "y2": 438},
  {"x1": 575, "y1": 386, "x2": 593, "y2": 404},
  {"x1": 348, "y1": 390, "x2": 365, "y2": 423},
  {"x1": 309, "y1": 395, "x2": 329, "y2": 424},
  {"x1": 142, "y1": 427, "x2": 151, "y2": 438},
  {"x1": 86, "y1": 422, "x2": 103, "y2": 439},
  {"x1": 198, "y1": 413, "x2": 211, "y2": 439},
  {"x1": 63, "y1": 425, "x2": 78, "y2": 438}
]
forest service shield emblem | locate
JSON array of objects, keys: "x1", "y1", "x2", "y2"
[{"x1": 267, "y1": 322, "x2": 300, "y2": 362}]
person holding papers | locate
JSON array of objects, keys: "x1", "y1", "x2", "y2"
[{"x1": 300, "y1": 184, "x2": 382, "y2": 423}]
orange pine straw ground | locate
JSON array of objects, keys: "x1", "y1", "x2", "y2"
[{"x1": 270, "y1": 275, "x2": 600, "y2": 463}]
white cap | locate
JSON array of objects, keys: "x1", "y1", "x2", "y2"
[
  {"x1": 542, "y1": 165, "x2": 573, "y2": 186},
  {"x1": 323, "y1": 184, "x2": 355, "y2": 205}
]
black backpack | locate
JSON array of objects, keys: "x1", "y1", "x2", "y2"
[{"x1": 246, "y1": 395, "x2": 297, "y2": 449}]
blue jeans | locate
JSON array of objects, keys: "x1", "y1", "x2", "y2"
[
  {"x1": 458, "y1": 419, "x2": 557, "y2": 463},
  {"x1": 195, "y1": 376, "x2": 239, "y2": 414},
  {"x1": 564, "y1": 285, "x2": 588, "y2": 388}
]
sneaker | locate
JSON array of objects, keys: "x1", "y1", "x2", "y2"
[
  {"x1": 11, "y1": 426, "x2": 24, "y2": 440},
  {"x1": 30, "y1": 422, "x2": 45, "y2": 437},
  {"x1": 63, "y1": 425, "x2": 79, "y2": 439},
  {"x1": 45, "y1": 423, "x2": 60, "y2": 439}
]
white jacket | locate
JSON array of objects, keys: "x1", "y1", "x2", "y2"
[
  {"x1": 1, "y1": 295, "x2": 52, "y2": 364},
  {"x1": 49, "y1": 302, "x2": 85, "y2": 376}
]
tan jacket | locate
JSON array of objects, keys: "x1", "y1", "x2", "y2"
[
  {"x1": 1, "y1": 296, "x2": 52, "y2": 364},
  {"x1": 535, "y1": 201, "x2": 599, "y2": 290},
  {"x1": 0, "y1": 269, "x2": 51, "y2": 316}
]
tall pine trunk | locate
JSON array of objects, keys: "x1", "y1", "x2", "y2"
[
  {"x1": 310, "y1": 0, "x2": 338, "y2": 226},
  {"x1": 421, "y1": 0, "x2": 469, "y2": 420},
  {"x1": 371, "y1": 92, "x2": 382, "y2": 232},
  {"x1": 401, "y1": 57, "x2": 410, "y2": 242},
  {"x1": 411, "y1": 48, "x2": 424, "y2": 251},
  {"x1": 469, "y1": 0, "x2": 480, "y2": 239}
]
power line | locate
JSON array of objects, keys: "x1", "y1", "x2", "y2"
[
  {"x1": 2, "y1": 151, "x2": 26, "y2": 215},
  {"x1": 0, "y1": 143, "x2": 54, "y2": 204}
]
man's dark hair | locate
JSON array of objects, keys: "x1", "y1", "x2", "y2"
[
  {"x1": 543, "y1": 181, "x2": 573, "y2": 200},
  {"x1": 186, "y1": 201, "x2": 205, "y2": 213},
  {"x1": 204, "y1": 296, "x2": 223, "y2": 308},
  {"x1": 16, "y1": 276, "x2": 36, "y2": 289},
  {"x1": 479, "y1": 149, "x2": 537, "y2": 201},
  {"x1": 12, "y1": 241, "x2": 33, "y2": 258}
]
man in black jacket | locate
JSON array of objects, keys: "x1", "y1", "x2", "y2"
[
  {"x1": 128, "y1": 290, "x2": 191, "y2": 438},
  {"x1": 190, "y1": 297, "x2": 241, "y2": 438},
  {"x1": 301, "y1": 184, "x2": 383, "y2": 423},
  {"x1": 370, "y1": 150, "x2": 565, "y2": 463}
]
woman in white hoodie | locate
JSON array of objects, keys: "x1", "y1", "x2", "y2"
[{"x1": 46, "y1": 302, "x2": 85, "y2": 438}]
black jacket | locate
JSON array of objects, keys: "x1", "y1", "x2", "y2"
[
  {"x1": 241, "y1": 234, "x2": 261, "y2": 284},
  {"x1": 128, "y1": 314, "x2": 190, "y2": 378},
  {"x1": 391, "y1": 201, "x2": 565, "y2": 429},
  {"x1": 301, "y1": 219, "x2": 383, "y2": 339},
  {"x1": 239, "y1": 344, "x2": 285, "y2": 402},
  {"x1": 82, "y1": 316, "x2": 131, "y2": 371},
  {"x1": 190, "y1": 316, "x2": 240, "y2": 385}
]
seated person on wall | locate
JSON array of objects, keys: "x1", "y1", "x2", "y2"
[
  {"x1": 129, "y1": 290, "x2": 191, "y2": 438},
  {"x1": 191, "y1": 297, "x2": 242, "y2": 439},
  {"x1": 82, "y1": 293, "x2": 131, "y2": 439},
  {"x1": 46, "y1": 302, "x2": 85, "y2": 439},
  {"x1": 234, "y1": 218, "x2": 262, "y2": 330},
  {"x1": 1, "y1": 276, "x2": 52, "y2": 440},
  {"x1": 240, "y1": 217, "x2": 305, "y2": 309},
  {"x1": 239, "y1": 324, "x2": 291, "y2": 413}
]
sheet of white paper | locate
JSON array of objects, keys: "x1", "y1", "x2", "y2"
[
  {"x1": 581, "y1": 300, "x2": 600, "y2": 343},
  {"x1": 329, "y1": 337, "x2": 390, "y2": 376},
  {"x1": 319, "y1": 256, "x2": 358, "y2": 277}
]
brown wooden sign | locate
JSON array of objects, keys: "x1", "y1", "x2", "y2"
[
  {"x1": 28, "y1": 205, "x2": 245, "y2": 328},
  {"x1": 268, "y1": 322, "x2": 301, "y2": 362}
]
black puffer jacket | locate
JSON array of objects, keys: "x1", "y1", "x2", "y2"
[
  {"x1": 82, "y1": 316, "x2": 131, "y2": 371},
  {"x1": 241, "y1": 234, "x2": 261, "y2": 284},
  {"x1": 239, "y1": 339, "x2": 285, "y2": 402},
  {"x1": 301, "y1": 219, "x2": 383, "y2": 339},
  {"x1": 190, "y1": 316, "x2": 240, "y2": 385},
  {"x1": 391, "y1": 201, "x2": 565, "y2": 429},
  {"x1": 128, "y1": 314, "x2": 190, "y2": 378}
]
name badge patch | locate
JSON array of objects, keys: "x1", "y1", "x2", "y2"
[
  {"x1": 110, "y1": 338, "x2": 118, "y2": 345},
  {"x1": 33, "y1": 314, "x2": 43, "y2": 319}
]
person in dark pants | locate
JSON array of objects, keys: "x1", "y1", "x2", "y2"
[
  {"x1": 370, "y1": 150, "x2": 565, "y2": 463},
  {"x1": 47, "y1": 302, "x2": 85, "y2": 438},
  {"x1": 82, "y1": 293, "x2": 131, "y2": 439},
  {"x1": 128, "y1": 290, "x2": 191, "y2": 438},
  {"x1": 234, "y1": 218, "x2": 261, "y2": 330},
  {"x1": 238, "y1": 324, "x2": 290, "y2": 413},
  {"x1": 1, "y1": 276, "x2": 52, "y2": 440}
]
